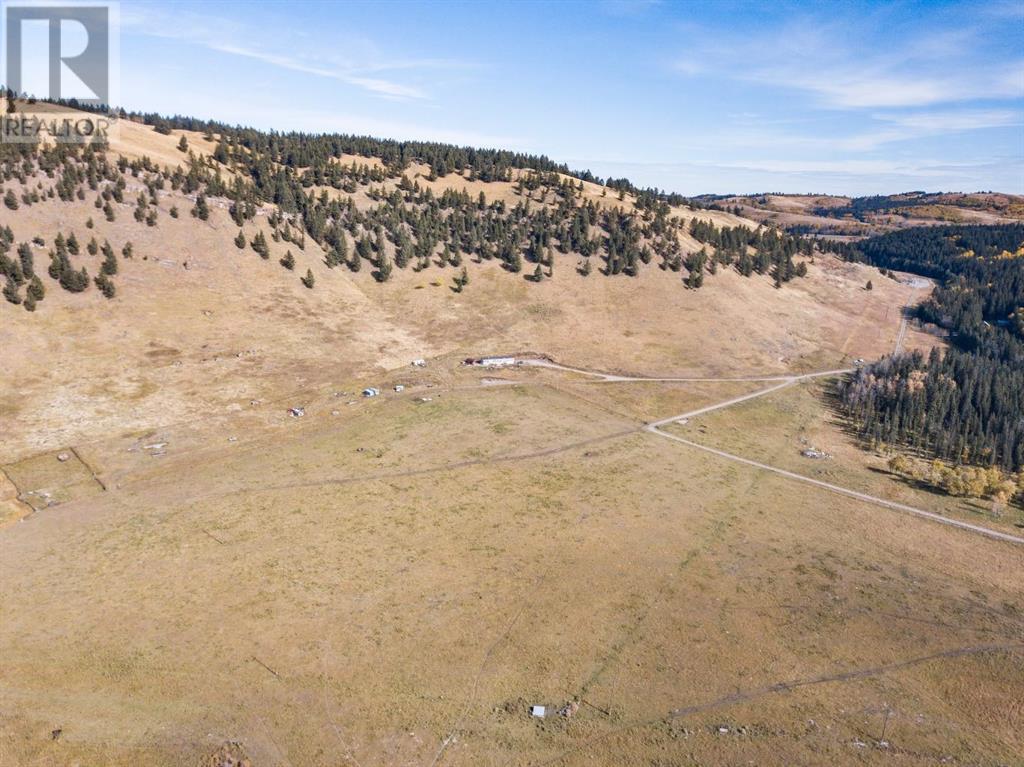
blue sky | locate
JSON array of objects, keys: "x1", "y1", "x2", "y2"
[{"x1": 113, "y1": 0, "x2": 1023, "y2": 195}]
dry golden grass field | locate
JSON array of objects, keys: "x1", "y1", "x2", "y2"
[{"x1": 1, "y1": 116, "x2": 1020, "y2": 766}]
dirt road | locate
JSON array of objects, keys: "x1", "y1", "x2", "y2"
[
  {"x1": 525, "y1": 358, "x2": 1023, "y2": 545},
  {"x1": 648, "y1": 424, "x2": 1024, "y2": 545}
]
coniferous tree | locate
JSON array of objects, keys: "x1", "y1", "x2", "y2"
[
  {"x1": 101, "y1": 248, "x2": 118, "y2": 276},
  {"x1": 59, "y1": 265, "x2": 89, "y2": 293},
  {"x1": 192, "y1": 193, "x2": 209, "y2": 221},
  {"x1": 27, "y1": 275, "x2": 45, "y2": 302},
  {"x1": 251, "y1": 231, "x2": 269, "y2": 259},
  {"x1": 18, "y1": 243, "x2": 33, "y2": 278},
  {"x1": 94, "y1": 272, "x2": 116, "y2": 298},
  {"x1": 3, "y1": 276, "x2": 20, "y2": 304}
]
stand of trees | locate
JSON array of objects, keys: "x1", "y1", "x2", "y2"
[
  {"x1": 835, "y1": 224, "x2": 1024, "y2": 472},
  {"x1": 1, "y1": 112, "x2": 815, "y2": 304}
]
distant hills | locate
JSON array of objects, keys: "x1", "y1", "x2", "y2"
[{"x1": 694, "y1": 191, "x2": 1024, "y2": 238}]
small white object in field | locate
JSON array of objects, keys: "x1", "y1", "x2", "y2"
[{"x1": 530, "y1": 705, "x2": 545, "y2": 718}]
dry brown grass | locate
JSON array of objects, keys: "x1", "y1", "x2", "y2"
[
  {"x1": 1, "y1": 379, "x2": 1020, "y2": 766},
  {"x1": 663, "y1": 377, "x2": 1024, "y2": 535},
  {"x1": 2, "y1": 111, "x2": 1016, "y2": 767},
  {"x1": 0, "y1": 172, "x2": 925, "y2": 465}
]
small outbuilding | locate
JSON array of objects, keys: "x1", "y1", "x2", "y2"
[
  {"x1": 362, "y1": 388, "x2": 380, "y2": 397},
  {"x1": 530, "y1": 705, "x2": 546, "y2": 718},
  {"x1": 482, "y1": 356, "x2": 516, "y2": 367}
]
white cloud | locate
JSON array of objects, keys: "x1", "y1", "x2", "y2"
[
  {"x1": 837, "y1": 109, "x2": 1024, "y2": 150},
  {"x1": 673, "y1": 15, "x2": 1024, "y2": 110},
  {"x1": 121, "y1": 4, "x2": 466, "y2": 101},
  {"x1": 570, "y1": 156, "x2": 1024, "y2": 196},
  {"x1": 760, "y1": 65, "x2": 1023, "y2": 110}
]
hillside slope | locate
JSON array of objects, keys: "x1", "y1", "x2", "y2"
[
  {"x1": 703, "y1": 192, "x2": 1024, "y2": 238},
  {"x1": 1, "y1": 102, "x2": 931, "y2": 461}
]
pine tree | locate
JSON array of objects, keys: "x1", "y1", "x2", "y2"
[
  {"x1": 3, "y1": 276, "x2": 20, "y2": 304},
  {"x1": 235, "y1": 229, "x2": 246, "y2": 249},
  {"x1": 301, "y1": 268, "x2": 315, "y2": 288},
  {"x1": 866, "y1": 280, "x2": 873, "y2": 291},
  {"x1": 94, "y1": 272, "x2": 116, "y2": 298},
  {"x1": 3, "y1": 190, "x2": 18, "y2": 210},
  {"x1": 59, "y1": 266, "x2": 89, "y2": 293},
  {"x1": 178, "y1": 135, "x2": 188, "y2": 152},
  {"x1": 101, "y1": 248, "x2": 118, "y2": 276},
  {"x1": 192, "y1": 193, "x2": 209, "y2": 221},
  {"x1": 27, "y1": 275, "x2": 45, "y2": 302},
  {"x1": 18, "y1": 243, "x2": 33, "y2": 277},
  {"x1": 251, "y1": 231, "x2": 269, "y2": 259},
  {"x1": 280, "y1": 250, "x2": 295, "y2": 270}
]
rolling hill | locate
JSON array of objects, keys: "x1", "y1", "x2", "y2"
[
  {"x1": 1, "y1": 99, "x2": 1021, "y2": 767},
  {"x1": 698, "y1": 191, "x2": 1024, "y2": 238}
]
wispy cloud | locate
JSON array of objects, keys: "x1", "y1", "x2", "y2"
[
  {"x1": 839, "y1": 109, "x2": 1024, "y2": 150},
  {"x1": 571, "y1": 155, "x2": 1024, "y2": 196},
  {"x1": 674, "y1": 14, "x2": 1024, "y2": 110},
  {"x1": 748, "y1": 63, "x2": 1024, "y2": 110},
  {"x1": 121, "y1": 4, "x2": 467, "y2": 101},
  {"x1": 203, "y1": 42, "x2": 429, "y2": 100}
]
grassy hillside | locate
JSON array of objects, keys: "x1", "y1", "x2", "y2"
[
  {"x1": 0, "y1": 99, "x2": 926, "y2": 462},
  {"x1": 701, "y1": 192, "x2": 1024, "y2": 238},
  {"x1": 1, "y1": 100, "x2": 1021, "y2": 767}
]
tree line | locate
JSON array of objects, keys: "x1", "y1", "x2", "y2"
[
  {"x1": 834, "y1": 224, "x2": 1024, "y2": 472},
  {"x1": 1, "y1": 114, "x2": 816, "y2": 304}
]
